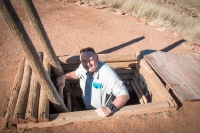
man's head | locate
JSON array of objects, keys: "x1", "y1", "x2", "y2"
[{"x1": 79, "y1": 47, "x2": 99, "y2": 73}]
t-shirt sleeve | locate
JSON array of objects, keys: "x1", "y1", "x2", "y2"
[
  {"x1": 102, "y1": 65, "x2": 129, "y2": 97},
  {"x1": 75, "y1": 64, "x2": 85, "y2": 78}
]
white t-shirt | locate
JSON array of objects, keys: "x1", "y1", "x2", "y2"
[{"x1": 75, "y1": 61, "x2": 129, "y2": 109}]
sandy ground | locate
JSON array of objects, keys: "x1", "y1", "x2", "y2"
[{"x1": 0, "y1": 0, "x2": 200, "y2": 132}]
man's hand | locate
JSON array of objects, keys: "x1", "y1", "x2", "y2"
[
  {"x1": 95, "y1": 106, "x2": 112, "y2": 117},
  {"x1": 56, "y1": 74, "x2": 66, "y2": 88}
]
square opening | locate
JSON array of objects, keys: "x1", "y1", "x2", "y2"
[
  {"x1": 49, "y1": 53, "x2": 175, "y2": 114},
  {"x1": 15, "y1": 53, "x2": 177, "y2": 129}
]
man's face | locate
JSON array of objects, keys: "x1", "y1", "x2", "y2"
[{"x1": 80, "y1": 51, "x2": 98, "y2": 73}]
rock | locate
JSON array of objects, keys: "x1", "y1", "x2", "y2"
[{"x1": 115, "y1": 9, "x2": 125, "y2": 15}]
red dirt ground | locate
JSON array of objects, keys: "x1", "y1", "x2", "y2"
[{"x1": 0, "y1": 0, "x2": 200, "y2": 132}]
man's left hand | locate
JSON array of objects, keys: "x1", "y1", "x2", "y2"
[{"x1": 95, "y1": 106, "x2": 111, "y2": 117}]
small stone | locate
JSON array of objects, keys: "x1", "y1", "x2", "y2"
[{"x1": 115, "y1": 9, "x2": 125, "y2": 15}]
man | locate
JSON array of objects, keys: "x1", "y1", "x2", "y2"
[{"x1": 57, "y1": 47, "x2": 129, "y2": 117}]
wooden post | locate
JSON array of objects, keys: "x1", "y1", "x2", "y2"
[
  {"x1": 2, "y1": 57, "x2": 25, "y2": 129},
  {"x1": 38, "y1": 56, "x2": 50, "y2": 122},
  {"x1": 25, "y1": 52, "x2": 43, "y2": 122},
  {"x1": 0, "y1": 0, "x2": 68, "y2": 112},
  {"x1": 58, "y1": 85, "x2": 64, "y2": 100},
  {"x1": 0, "y1": 0, "x2": 68, "y2": 113},
  {"x1": 12, "y1": 59, "x2": 32, "y2": 124},
  {"x1": 21, "y1": 0, "x2": 80, "y2": 110},
  {"x1": 132, "y1": 74, "x2": 148, "y2": 103},
  {"x1": 67, "y1": 93, "x2": 72, "y2": 112},
  {"x1": 130, "y1": 80, "x2": 144, "y2": 104}
]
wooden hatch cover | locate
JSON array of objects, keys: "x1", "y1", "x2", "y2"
[{"x1": 140, "y1": 50, "x2": 200, "y2": 102}]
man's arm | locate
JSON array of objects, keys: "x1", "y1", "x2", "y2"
[
  {"x1": 56, "y1": 71, "x2": 79, "y2": 87},
  {"x1": 95, "y1": 94, "x2": 130, "y2": 117}
]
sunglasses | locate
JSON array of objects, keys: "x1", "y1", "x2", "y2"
[{"x1": 80, "y1": 47, "x2": 96, "y2": 54}]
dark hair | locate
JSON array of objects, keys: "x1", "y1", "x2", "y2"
[{"x1": 80, "y1": 47, "x2": 96, "y2": 54}]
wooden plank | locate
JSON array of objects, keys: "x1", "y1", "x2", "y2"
[
  {"x1": 115, "y1": 68, "x2": 134, "y2": 75},
  {"x1": 0, "y1": 0, "x2": 68, "y2": 112},
  {"x1": 52, "y1": 68, "x2": 134, "y2": 79},
  {"x1": 132, "y1": 74, "x2": 148, "y2": 103},
  {"x1": 137, "y1": 53, "x2": 177, "y2": 109},
  {"x1": 25, "y1": 72, "x2": 40, "y2": 122},
  {"x1": 58, "y1": 53, "x2": 137, "y2": 64},
  {"x1": 119, "y1": 74, "x2": 133, "y2": 80},
  {"x1": 12, "y1": 59, "x2": 32, "y2": 124},
  {"x1": 17, "y1": 101, "x2": 170, "y2": 129},
  {"x1": 2, "y1": 57, "x2": 25, "y2": 129},
  {"x1": 61, "y1": 61, "x2": 136, "y2": 71},
  {"x1": 25, "y1": 52, "x2": 42, "y2": 123},
  {"x1": 67, "y1": 93, "x2": 72, "y2": 112},
  {"x1": 38, "y1": 56, "x2": 50, "y2": 122},
  {"x1": 141, "y1": 50, "x2": 200, "y2": 101},
  {"x1": 130, "y1": 80, "x2": 145, "y2": 104}
]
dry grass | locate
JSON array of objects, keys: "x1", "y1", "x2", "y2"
[{"x1": 89, "y1": 0, "x2": 200, "y2": 44}]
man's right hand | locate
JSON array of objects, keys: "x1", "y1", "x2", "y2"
[{"x1": 56, "y1": 74, "x2": 66, "y2": 88}]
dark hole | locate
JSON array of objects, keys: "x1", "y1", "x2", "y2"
[{"x1": 125, "y1": 85, "x2": 140, "y2": 105}]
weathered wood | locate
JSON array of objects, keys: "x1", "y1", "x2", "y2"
[
  {"x1": 25, "y1": 72, "x2": 40, "y2": 122},
  {"x1": 2, "y1": 57, "x2": 25, "y2": 130},
  {"x1": 133, "y1": 67, "x2": 139, "y2": 80},
  {"x1": 139, "y1": 68, "x2": 164, "y2": 102},
  {"x1": 115, "y1": 68, "x2": 134, "y2": 75},
  {"x1": 38, "y1": 56, "x2": 50, "y2": 122},
  {"x1": 58, "y1": 85, "x2": 64, "y2": 100},
  {"x1": 132, "y1": 74, "x2": 147, "y2": 104},
  {"x1": 130, "y1": 80, "x2": 145, "y2": 104},
  {"x1": 61, "y1": 61, "x2": 136, "y2": 71},
  {"x1": 21, "y1": 0, "x2": 80, "y2": 109},
  {"x1": 119, "y1": 74, "x2": 133, "y2": 80},
  {"x1": 138, "y1": 53, "x2": 177, "y2": 109},
  {"x1": 25, "y1": 52, "x2": 42, "y2": 123},
  {"x1": 17, "y1": 101, "x2": 170, "y2": 129},
  {"x1": 0, "y1": 0, "x2": 68, "y2": 112},
  {"x1": 58, "y1": 53, "x2": 137, "y2": 64},
  {"x1": 141, "y1": 50, "x2": 200, "y2": 101},
  {"x1": 67, "y1": 93, "x2": 72, "y2": 112},
  {"x1": 12, "y1": 59, "x2": 32, "y2": 124},
  {"x1": 21, "y1": 0, "x2": 63, "y2": 76}
]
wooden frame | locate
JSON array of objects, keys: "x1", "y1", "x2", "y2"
[{"x1": 10, "y1": 53, "x2": 177, "y2": 130}]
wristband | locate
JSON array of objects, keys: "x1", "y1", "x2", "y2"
[{"x1": 106, "y1": 103, "x2": 117, "y2": 114}]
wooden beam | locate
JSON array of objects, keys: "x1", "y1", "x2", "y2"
[
  {"x1": 133, "y1": 67, "x2": 139, "y2": 80},
  {"x1": 136, "y1": 52, "x2": 177, "y2": 109},
  {"x1": 130, "y1": 80, "x2": 145, "y2": 104},
  {"x1": 67, "y1": 93, "x2": 72, "y2": 112},
  {"x1": 58, "y1": 53, "x2": 137, "y2": 64},
  {"x1": 132, "y1": 74, "x2": 148, "y2": 104},
  {"x1": 0, "y1": 0, "x2": 68, "y2": 113},
  {"x1": 21, "y1": 0, "x2": 63, "y2": 76},
  {"x1": 21, "y1": 0, "x2": 80, "y2": 110},
  {"x1": 38, "y1": 56, "x2": 50, "y2": 122},
  {"x1": 115, "y1": 68, "x2": 134, "y2": 75},
  {"x1": 119, "y1": 74, "x2": 133, "y2": 80},
  {"x1": 17, "y1": 101, "x2": 170, "y2": 129},
  {"x1": 61, "y1": 61, "x2": 136, "y2": 72},
  {"x1": 12, "y1": 59, "x2": 32, "y2": 124},
  {"x1": 2, "y1": 57, "x2": 25, "y2": 130},
  {"x1": 58, "y1": 85, "x2": 64, "y2": 100},
  {"x1": 25, "y1": 52, "x2": 42, "y2": 123}
]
